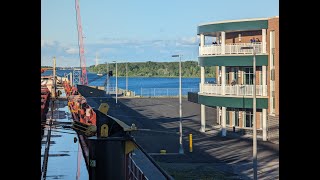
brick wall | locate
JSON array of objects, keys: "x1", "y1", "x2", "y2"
[{"x1": 268, "y1": 115, "x2": 279, "y2": 144}]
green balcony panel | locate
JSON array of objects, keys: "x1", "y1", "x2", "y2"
[
  {"x1": 199, "y1": 55, "x2": 268, "y2": 66},
  {"x1": 198, "y1": 19, "x2": 268, "y2": 35},
  {"x1": 198, "y1": 95, "x2": 268, "y2": 109}
]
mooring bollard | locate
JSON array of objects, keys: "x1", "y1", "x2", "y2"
[{"x1": 189, "y1": 134, "x2": 193, "y2": 153}]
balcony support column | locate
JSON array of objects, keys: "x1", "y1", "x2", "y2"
[
  {"x1": 221, "y1": 31, "x2": 225, "y2": 54},
  {"x1": 200, "y1": 105, "x2": 206, "y2": 132},
  {"x1": 200, "y1": 34, "x2": 205, "y2": 56},
  {"x1": 201, "y1": 66, "x2": 205, "y2": 92},
  {"x1": 201, "y1": 66, "x2": 205, "y2": 84},
  {"x1": 262, "y1": 108, "x2": 267, "y2": 141},
  {"x1": 216, "y1": 66, "x2": 220, "y2": 85},
  {"x1": 262, "y1": 29, "x2": 267, "y2": 53},
  {"x1": 221, "y1": 106, "x2": 227, "y2": 136},
  {"x1": 221, "y1": 66, "x2": 226, "y2": 95},
  {"x1": 200, "y1": 34, "x2": 205, "y2": 47},
  {"x1": 262, "y1": 66, "x2": 267, "y2": 96}
]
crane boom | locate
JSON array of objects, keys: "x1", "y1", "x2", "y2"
[{"x1": 75, "y1": 0, "x2": 88, "y2": 85}]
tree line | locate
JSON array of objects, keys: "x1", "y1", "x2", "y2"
[{"x1": 87, "y1": 61, "x2": 216, "y2": 77}]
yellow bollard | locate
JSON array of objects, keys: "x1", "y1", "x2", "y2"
[{"x1": 189, "y1": 134, "x2": 193, "y2": 152}]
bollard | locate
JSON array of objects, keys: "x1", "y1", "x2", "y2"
[{"x1": 189, "y1": 134, "x2": 193, "y2": 152}]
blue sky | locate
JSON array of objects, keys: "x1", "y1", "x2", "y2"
[{"x1": 41, "y1": 0, "x2": 279, "y2": 67}]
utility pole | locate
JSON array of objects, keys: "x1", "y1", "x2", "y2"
[{"x1": 106, "y1": 62, "x2": 109, "y2": 94}]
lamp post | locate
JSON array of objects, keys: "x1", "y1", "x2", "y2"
[
  {"x1": 113, "y1": 61, "x2": 118, "y2": 104},
  {"x1": 241, "y1": 46, "x2": 257, "y2": 180},
  {"x1": 126, "y1": 62, "x2": 128, "y2": 94},
  {"x1": 52, "y1": 56, "x2": 56, "y2": 99},
  {"x1": 172, "y1": 54, "x2": 184, "y2": 154},
  {"x1": 106, "y1": 62, "x2": 109, "y2": 95}
]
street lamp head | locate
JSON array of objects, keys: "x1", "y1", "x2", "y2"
[{"x1": 172, "y1": 55, "x2": 180, "y2": 57}]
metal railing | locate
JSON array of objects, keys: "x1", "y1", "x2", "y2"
[
  {"x1": 199, "y1": 42, "x2": 263, "y2": 56},
  {"x1": 105, "y1": 87, "x2": 116, "y2": 94},
  {"x1": 127, "y1": 154, "x2": 148, "y2": 180},
  {"x1": 200, "y1": 83, "x2": 267, "y2": 96},
  {"x1": 140, "y1": 88, "x2": 199, "y2": 97}
]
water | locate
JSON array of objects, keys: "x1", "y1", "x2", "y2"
[{"x1": 42, "y1": 70, "x2": 215, "y2": 96}]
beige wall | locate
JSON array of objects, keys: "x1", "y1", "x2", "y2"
[{"x1": 267, "y1": 17, "x2": 279, "y2": 116}]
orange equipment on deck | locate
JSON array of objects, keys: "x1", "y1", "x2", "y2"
[{"x1": 62, "y1": 81, "x2": 97, "y2": 136}]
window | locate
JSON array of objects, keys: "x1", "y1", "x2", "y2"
[
  {"x1": 225, "y1": 67, "x2": 230, "y2": 84},
  {"x1": 244, "y1": 67, "x2": 253, "y2": 85},
  {"x1": 244, "y1": 67, "x2": 254, "y2": 85},
  {"x1": 235, "y1": 110, "x2": 239, "y2": 126},
  {"x1": 245, "y1": 110, "x2": 253, "y2": 127},
  {"x1": 226, "y1": 112, "x2": 230, "y2": 125},
  {"x1": 233, "y1": 68, "x2": 239, "y2": 83}
]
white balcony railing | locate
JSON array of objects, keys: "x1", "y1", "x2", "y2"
[
  {"x1": 199, "y1": 42, "x2": 264, "y2": 56},
  {"x1": 200, "y1": 83, "x2": 267, "y2": 96}
]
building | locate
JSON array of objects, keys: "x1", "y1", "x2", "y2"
[{"x1": 188, "y1": 17, "x2": 279, "y2": 143}]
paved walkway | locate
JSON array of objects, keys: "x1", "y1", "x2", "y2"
[
  {"x1": 102, "y1": 97, "x2": 279, "y2": 180},
  {"x1": 83, "y1": 92, "x2": 279, "y2": 179}
]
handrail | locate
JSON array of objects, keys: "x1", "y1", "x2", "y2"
[{"x1": 131, "y1": 138, "x2": 174, "y2": 180}]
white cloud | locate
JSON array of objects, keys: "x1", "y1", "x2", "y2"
[
  {"x1": 65, "y1": 48, "x2": 78, "y2": 54},
  {"x1": 181, "y1": 36, "x2": 197, "y2": 44},
  {"x1": 41, "y1": 55, "x2": 80, "y2": 67},
  {"x1": 96, "y1": 38, "x2": 139, "y2": 45},
  {"x1": 41, "y1": 39, "x2": 56, "y2": 47},
  {"x1": 41, "y1": 36, "x2": 200, "y2": 66}
]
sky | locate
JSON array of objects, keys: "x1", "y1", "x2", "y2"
[{"x1": 41, "y1": 0, "x2": 279, "y2": 67}]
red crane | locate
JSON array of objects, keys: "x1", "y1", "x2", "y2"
[{"x1": 75, "y1": 0, "x2": 88, "y2": 85}]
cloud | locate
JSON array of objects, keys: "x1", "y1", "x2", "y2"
[
  {"x1": 182, "y1": 36, "x2": 198, "y2": 44},
  {"x1": 41, "y1": 39, "x2": 57, "y2": 47},
  {"x1": 41, "y1": 36, "x2": 200, "y2": 66},
  {"x1": 65, "y1": 47, "x2": 78, "y2": 54},
  {"x1": 41, "y1": 55, "x2": 80, "y2": 67},
  {"x1": 96, "y1": 38, "x2": 141, "y2": 45}
]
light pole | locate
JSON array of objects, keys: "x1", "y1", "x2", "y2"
[
  {"x1": 126, "y1": 62, "x2": 128, "y2": 94},
  {"x1": 53, "y1": 56, "x2": 56, "y2": 99},
  {"x1": 106, "y1": 62, "x2": 109, "y2": 94},
  {"x1": 172, "y1": 54, "x2": 184, "y2": 154},
  {"x1": 241, "y1": 46, "x2": 257, "y2": 180},
  {"x1": 113, "y1": 61, "x2": 118, "y2": 104}
]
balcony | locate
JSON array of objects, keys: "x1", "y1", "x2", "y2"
[
  {"x1": 200, "y1": 83, "x2": 267, "y2": 96},
  {"x1": 199, "y1": 42, "x2": 264, "y2": 56}
]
